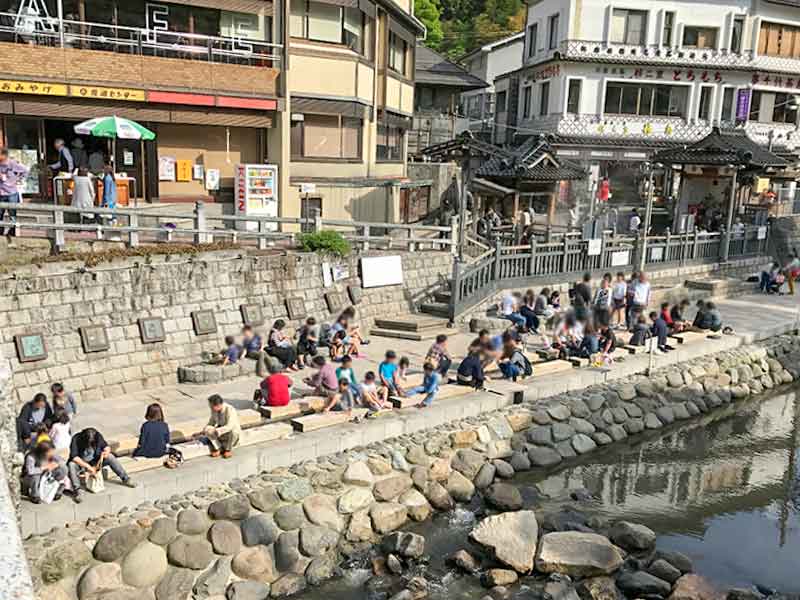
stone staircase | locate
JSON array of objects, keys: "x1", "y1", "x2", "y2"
[
  {"x1": 370, "y1": 314, "x2": 451, "y2": 341},
  {"x1": 418, "y1": 286, "x2": 453, "y2": 319}
]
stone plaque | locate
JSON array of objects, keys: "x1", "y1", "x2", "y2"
[
  {"x1": 79, "y1": 325, "x2": 110, "y2": 354},
  {"x1": 286, "y1": 297, "x2": 307, "y2": 320},
  {"x1": 139, "y1": 317, "x2": 166, "y2": 344},
  {"x1": 14, "y1": 333, "x2": 47, "y2": 363},
  {"x1": 192, "y1": 310, "x2": 218, "y2": 336},
  {"x1": 240, "y1": 303, "x2": 264, "y2": 326},
  {"x1": 348, "y1": 285, "x2": 363, "y2": 305},
  {"x1": 325, "y1": 292, "x2": 348, "y2": 314}
]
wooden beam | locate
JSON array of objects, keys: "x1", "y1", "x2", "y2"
[{"x1": 291, "y1": 409, "x2": 370, "y2": 432}]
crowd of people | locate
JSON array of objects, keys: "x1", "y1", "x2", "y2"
[{"x1": 759, "y1": 250, "x2": 800, "y2": 295}]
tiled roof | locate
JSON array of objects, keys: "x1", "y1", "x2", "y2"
[
  {"x1": 550, "y1": 134, "x2": 678, "y2": 149},
  {"x1": 476, "y1": 135, "x2": 587, "y2": 181},
  {"x1": 415, "y1": 44, "x2": 489, "y2": 89},
  {"x1": 652, "y1": 127, "x2": 788, "y2": 167}
]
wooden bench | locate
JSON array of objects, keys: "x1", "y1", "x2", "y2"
[
  {"x1": 485, "y1": 379, "x2": 526, "y2": 403},
  {"x1": 533, "y1": 359, "x2": 575, "y2": 376},
  {"x1": 261, "y1": 397, "x2": 327, "y2": 420},
  {"x1": 290, "y1": 408, "x2": 370, "y2": 432},
  {"x1": 671, "y1": 331, "x2": 708, "y2": 344}
]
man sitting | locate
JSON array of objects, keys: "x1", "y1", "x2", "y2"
[
  {"x1": 457, "y1": 344, "x2": 486, "y2": 389},
  {"x1": 203, "y1": 395, "x2": 240, "y2": 459}
]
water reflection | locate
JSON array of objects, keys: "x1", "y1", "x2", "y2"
[{"x1": 525, "y1": 389, "x2": 800, "y2": 592}]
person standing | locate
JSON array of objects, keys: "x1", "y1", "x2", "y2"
[
  {"x1": 72, "y1": 167, "x2": 96, "y2": 223},
  {"x1": 101, "y1": 163, "x2": 117, "y2": 224},
  {"x1": 0, "y1": 148, "x2": 28, "y2": 237},
  {"x1": 630, "y1": 271, "x2": 651, "y2": 328},
  {"x1": 49, "y1": 139, "x2": 75, "y2": 174},
  {"x1": 628, "y1": 209, "x2": 641, "y2": 235}
]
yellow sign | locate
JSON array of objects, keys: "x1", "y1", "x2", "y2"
[
  {"x1": 755, "y1": 177, "x2": 770, "y2": 193},
  {"x1": 69, "y1": 85, "x2": 146, "y2": 102},
  {"x1": 0, "y1": 79, "x2": 67, "y2": 96},
  {"x1": 176, "y1": 160, "x2": 193, "y2": 182}
]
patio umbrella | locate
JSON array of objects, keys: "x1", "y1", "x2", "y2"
[{"x1": 73, "y1": 116, "x2": 155, "y2": 140}]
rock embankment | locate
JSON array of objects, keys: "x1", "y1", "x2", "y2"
[{"x1": 29, "y1": 335, "x2": 800, "y2": 600}]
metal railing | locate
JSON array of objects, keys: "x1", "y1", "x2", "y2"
[
  {"x1": 0, "y1": 201, "x2": 457, "y2": 254},
  {"x1": 0, "y1": 12, "x2": 282, "y2": 65},
  {"x1": 448, "y1": 226, "x2": 770, "y2": 319}
]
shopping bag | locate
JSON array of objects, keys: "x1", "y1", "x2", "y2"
[
  {"x1": 86, "y1": 471, "x2": 105, "y2": 494},
  {"x1": 37, "y1": 473, "x2": 61, "y2": 504}
]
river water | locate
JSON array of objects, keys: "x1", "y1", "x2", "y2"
[{"x1": 309, "y1": 386, "x2": 800, "y2": 599}]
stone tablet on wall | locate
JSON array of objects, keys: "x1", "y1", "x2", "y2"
[
  {"x1": 139, "y1": 318, "x2": 166, "y2": 344},
  {"x1": 192, "y1": 310, "x2": 218, "y2": 336},
  {"x1": 14, "y1": 333, "x2": 47, "y2": 363},
  {"x1": 325, "y1": 292, "x2": 348, "y2": 314},
  {"x1": 286, "y1": 297, "x2": 306, "y2": 320},
  {"x1": 240, "y1": 304, "x2": 264, "y2": 326},
  {"x1": 79, "y1": 325, "x2": 110, "y2": 354},
  {"x1": 348, "y1": 285, "x2": 363, "y2": 305}
]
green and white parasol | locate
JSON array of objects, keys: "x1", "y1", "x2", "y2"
[{"x1": 73, "y1": 116, "x2": 155, "y2": 140}]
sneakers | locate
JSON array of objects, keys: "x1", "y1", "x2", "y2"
[
  {"x1": 122, "y1": 479, "x2": 138, "y2": 489},
  {"x1": 72, "y1": 491, "x2": 83, "y2": 504},
  {"x1": 210, "y1": 450, "x2": 221, "y2": 458},
  {"x1": 222, "y1": 451, "x2": 233, "y2": 459}
]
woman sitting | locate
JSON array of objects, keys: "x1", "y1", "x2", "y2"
[
  {"x1": 268, "y1": 319, "x2": 299, "y2": 371},
  {"x1": 133, "y1": 403, "x2": 170, "y2": 459},
  {"x1": 22, "y1": 441, "x2": 67, "y2": 504}
]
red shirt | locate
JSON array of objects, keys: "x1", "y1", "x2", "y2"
[
  {"x1": 661, "y1": 309, "x2": 673, "y2": 326},
  {"x1": 260, "y1": 374, "x2": 291, "y2": 406}
]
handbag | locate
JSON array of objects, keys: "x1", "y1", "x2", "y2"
[
  {"x1": 85, "y1": 471, "x2": 105, "y2": 494},
  {"x1": 164, "y1": 447, "x2": 184, "y2": 469},
  {"x1": 37, "y1": 473, "x2": 61, "y2": 504}
]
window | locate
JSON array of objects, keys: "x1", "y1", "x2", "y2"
[
  {"x1": 522, "y1": 86, "x2": 532, "y2": 118},
  {"x1": 548, "y1": 14, "x2": 559, "y2": 49},
  {"x1": 698, "y1": 87, "x2": 712, "y2": 120},
  {"x1": 291, "y1": 114, "x2": 363, "y2": 159},
  {"x1": 758, "y1": 21, "x2": 800, "y2": 58},
  {"x1": 750, "y1": 91, "x2": 799, "y2": 123},
  {"x1": 527, "y1": 23, "x2": 538, "y2": 58},
  {"x1": 567, "y1": 79, "x2": 581, "y2": 113},
  {"x1": 683, "y1": 26, "x2": 717, "y2": 49},
  {"x1": 731, "y1": 16, "x2": 744, "y2": 53},
  {"x1": 604, "y1": 82, "x2": 688, "y2": 117},
  {"x1": 610, "y1": 9, "x2": 647, "y2": 45},
  {"x1": 721, "y1": 87, "x2": 735, "y2": 121},
  {"x1": 496, "y1": 90, "x2": 507, "y2": 113},
  {"x1": 389, "y1": 31, "x2": 408, "y2": 76},
  {"x1": 539, "y1": 81, "x2": 550, "y2": 115},
  {"x1": 662, "y1": 11, "x2": 674, "y2": 46},
  {"x1": 290, "y1": 0, "x2": 366, "y2": 53},
  {"x1": 377, "y1": 125, "x2": 405, "y2": 161}
]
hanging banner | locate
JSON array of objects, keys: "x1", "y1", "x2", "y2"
[{"x1": 736, "y1": 89, "x2": 751, "y2": 122}]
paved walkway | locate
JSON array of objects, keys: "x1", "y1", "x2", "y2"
[{"x1": 19, "y1": 292, "x2": 800, "y2": 537}]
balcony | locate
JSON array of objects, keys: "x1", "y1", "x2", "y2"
[{"x1": 0, "y1": 12, "x2": 281, "y2": 98}]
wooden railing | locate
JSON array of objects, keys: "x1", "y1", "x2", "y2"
[
  {"x1": 448, "y1": 226, "x2": 770, "y2": 320},
  {"x1": 0, "y1": 202, "x2": 458, "y2": 255}
]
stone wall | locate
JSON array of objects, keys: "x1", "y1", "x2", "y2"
[
  {"x1": 0, "y1": 250, "x2": 453, "y2": 407},
  {"x1": 25, "y1": 334, "x2": 800, "y2": 600}
]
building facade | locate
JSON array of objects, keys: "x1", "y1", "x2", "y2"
[
  {"x1": 496, "y1": 0, "x2": 800, "y2": 203},
  {"x1": 0, "y1": 0, "x2": 424, "y2": 223},
  {"x1": 460, "y1": 31, "x2": 524, "y2": 138}
]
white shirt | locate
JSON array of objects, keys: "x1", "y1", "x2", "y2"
[
  {"x1": 49, "y1": 422, "x2": 72, "y2": 450},
  {"x1": 633, "y1": 281, "x2": 651, "y2": 306},
  {"x1": 612, "y1": 281, "x2": 627, "y2": 300},
  {"x1": 501, "y1": 294, "x2": 516, "y2": 316},
  {"x1": 629, "y1": 215, "x2": 641, "y2": 233}
]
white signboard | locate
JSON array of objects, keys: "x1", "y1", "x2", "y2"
[
  {"x1": 650, "y1": 247, "x2": 664, "y2": 261},
  {"x1": 300, "y1": 182, "x2": 316, "y2": 194},
  {"x1": 205, "y1": 168, "x2": 220, "y2": 191},
  {"x1": 322, "y1": 262, "x2": 333, "y2": 288},
  {"x1": 361, "y1": 255, "x2": 404, "y2": 288},
  {"x1": 587, "y1": 238, "x2": 602, "y2": 256},
  {"x1": 757, "y1": 226, "x2": 767, "y2": 240},
  {"x1": 158, "y1": 156, "x2": 175, "y2": 181},
  {"x1": 193, "y1": 164, "x2": 205, "y2": 180},
  {"x1": 331, "y1": 264, "x2": 349, "y2": 282},
  {"x1": 610, "y1": 250, "x2": 630, "y2": 267}
]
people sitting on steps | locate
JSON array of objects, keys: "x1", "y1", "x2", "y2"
[{"x1": 202, "y1": 395, "x2": 240, "y2": 459}]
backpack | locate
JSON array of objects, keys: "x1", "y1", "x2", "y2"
[
  {"x1": 512, "y1": 350, "x2": 533, "y2": 377},
  {"x1": 318, "y1": 323, "x2": 333, "y2": 347}
]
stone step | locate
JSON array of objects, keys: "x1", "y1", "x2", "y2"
[
  {"x1": 260, "y1": 397, "x2": 327, "y2": 420},
  {"x1": 373, "y1": 315, "x2": 448, "y2": 332},
  {"x1": 419, "y1": 302, "x2": 450, "y2": 318},
  {"x1": 290, "y1": 409, "x2": 370, "y2": 432},
  {"x1": 685, "y1": 278, "x2": 756, "y2": 298},
  {"x1": 434, "y1": 290, "x2": 452, "y2": 303},
  {"x1": 484, "y1": 379, "x2": 526, "y2": 404},
  {"x1": 532, "y1": 359, "x2": 575, "y2": 376},
  {"x1": 370, "y1": 327, "x2": 451, "y2": 341},
  {"x1": 389, "y1": 383, "x2": 472, "y2": 408}
]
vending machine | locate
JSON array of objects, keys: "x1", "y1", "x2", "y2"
[{"x1": 234, "y1": 163, "x2": 279, "y2": 231}]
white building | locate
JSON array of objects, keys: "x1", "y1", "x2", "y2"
[
  {"x1": 496, "y1": 0, "x2": 800, "y2": 201},
  {"x1": 460, "y1": 32, "x2": 525, "y2": 135}
]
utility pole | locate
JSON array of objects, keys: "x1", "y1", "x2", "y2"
[
  {"x1": 721, "y1": 167, "x2": 739, "y2": 263},
  {"x1": 458, "y1": 153, "x2": 471, "y2": 262},
  {"x1": 638, "y1": 163, "x2": 656, "y2": 272}
]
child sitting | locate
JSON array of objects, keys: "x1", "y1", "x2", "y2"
[
  {"x1": 323, "y1": 378, "x2": 356, "y2": 416},
  {"x1": 51, "y1": 383, "x2": 77, "y2": 419},
  {"x1": 209, "y1": 336, "x2": 241, "y2": 365},
  {"x1": 49, "y1": 411, "x2": 72, "y2": 451},
  {"x1": 397, "y1": 356, "x2": 411, "y2": 386},
  {"x1": 629, "y1": 315, "x2": 652, "y2": 346},
  {"x1": 297, "y1": 317, "x2": 320, "y2": 367},
  {"x1": 257, "y1": 362, "x2": 293, "y2": 408},
  {"x1": 379, "y1": 351, "x2": 404, "y2": 397},
  {"x1": 359, "y1": 371, "x2": 391, "y2": 412},
  {"x1": 336, "y1": 355, "x2": 360, "y2": 399},
  {"x1": 406, "y1": 362, "x2": 441, "y2": 409}
]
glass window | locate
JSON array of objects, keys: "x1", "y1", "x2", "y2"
[
  {"x1": 698, "y1": 87, "x2": 712, "y2": 120},
  {"x1": 308, "y1": 2, "x2": 341, "y2": 44},
  {"x1": 292, "y1": 114, "x2": 364, "y2": 159},
  {"x1": 290, "y1": 0, "x2": 307, "y2": 37},
  {"x1": 749, "y1": 90, "x2": 762, "y2": 121},
  {"x1": 683, "y1": 26, "x2": 717, "y2": 48},
  {"x1": 343, "y1": 6, "x2": 363, "y2": 53},
  {"x1": 220, "y1": 11, "x2": 266, "y2": 41},
  {"x1": 620, "y1": 84, "x2": 639, "y2": 114},
  {"x1": 389, "y1": 31, "x2": 408, "y2": 75},
  {"x1": 539, "y1": 81, "x2": 550, "y2": 116},
  {"x1": 731, "y1": 16, "x2": 744, "y2": 53},
  {"x1": 377, "y1": 124, "x2": 404, "y2": 161},
  {"x1": 527, "y1": 23, "x2": 537, "y2": 58},
  {"x1": 662, "y1": 11, "x2": 674, "y2": 46},
  {"x1": 567, "y1": 79, "x2": 581, "y2": 113},
  {"x1": 342, "y1": 117, "x2": 362, "y2": 158},
  {"x1": 611, "y1": 9, "x2": 647, "y2": 45},
  {"x1": 496, "y1": 90, "x2": 507, "y2": 112},
  {"x1": 606, "y1": 82, "x2": 687, "y2": 117},
  {"x1": 722, "y1": 88, "x2": 734, "y2": 120},
  {"x1": 604, "y1": 84, "x2": 622, "y2": 114},
  {"x1": 772, "y1": 92, "x2": 799, "y2": 124},
  {"x1": 522, "y1": 86, "x2": 532, "y2": 118},
  {"x1": 548, "y1": 14, "x2": 559, "y2": 49}
]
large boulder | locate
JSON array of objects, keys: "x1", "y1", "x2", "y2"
[
  {"x1": 534, "y1": 532, "x2": 623, "y2": 578},
  {"x1": 382, "y1": 531, "x2": 426, "y2": 559},
  {"x1": 342, "y1": 462, "x2": 374, "y2": 487},
  {"x1": 149, "y1": 519, "x2": 178, "y2": 546},
  {"x1": 248, "y1": 487, "x2": 282, "y2": 513},
  {"x1": 668, "y1": 574, "x2": 719, "y2": 600},
  {"x1": 273, "y1": 505, "x2": 306, "y2": 531},
  {"x1": 39, "y1": 539, "x2": 93, "y2": 585},
  {"x1": 424, "y1": 481, "x2": 454, "y2": 511},
  {"x1": 576, "y1": 577, "x2": 621, "y2": 600},
  {"x1": 231, "y1": 546, "x2": 278, "y2": 583},
  {"x1": 609, "y1": 521, "x2": 656, "y2": 552},
  {"x1": 94, "y1": 524, "x2": 149, "y2": 562},
  {"x1": 370, "y1": 502, "x2": 408, "y2": 534},
  {"x1": 374, "y1": 475, "x2": 413, "y2": 502},
  {"x1": 303, "y1": 494, "x2": 345, "y2": 532},
  {"x1": 451, "y1": 449, "x2": 486, "y2": 480},
  {"x1": 616, "y1": 571, "x2": 671, "y2": 597},
  {"x1": 167, "y1": 535, "x2": 215, "y2": 570},
  {"x1": 121, "y1": 541, "x2": 168, "y2": 588},
  {"x1": 528, "y1": 446, "x2": 562, "y2": 468},
  {"x1": 484, "y1": 483, "x2": 523, "y2": 511},
  {"x1": 447, "y1": 471, "x2": 476, "y2": 502},
  {"x1": 226, "y1": 581, "x2": 270, "y2": 600},
  {"x1": 78, "y1": 563, "x2": 123, "y2": 600},
  {"x1": 277, "y1": 479, "x2": 313, "y2": 502},
  {"x1": 338, "y1": 487, "x2": 375, "y2": 514},
  {"x1": 209, "y1": 521, "x2": 243, "y2": 556},
  {"x1": 154, "y1": 568, "x2": 197, "y2": 600},
  {"x1": 177, "y1": 509, "x2": 210, "y2": 535},
  {"x1": 469, "y1": 510, "x2": 539, "y2": 573},
  {"x1": 399, "y1": 489, "x2": 431, "y2": 522},
  {"x1": 241, "y1": 514, "x2": 282, "y2": 546},
  {"x1": 299, "y1": 525, "x2": 339, "y2": 557},
  {"x1": 208, "y1": 495, "x2": 251, "y2": 521},
  {"x1": 270, "y1": 574, "x2": 307, "y2": 597}
]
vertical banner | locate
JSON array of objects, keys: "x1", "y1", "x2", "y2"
[{"x1": 735, "y1": 89, "x2": 751, "y2": 122}]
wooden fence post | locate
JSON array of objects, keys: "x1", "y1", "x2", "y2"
[
  {"x1": 128, "y1": 212, "x2": 140, "y2": 248},
  {"x1": 528, "y1": 237, "x2": 537, "y2": 276},
  {"x1": 493, "y1": 239, "x2": 502, "y2": 281}
]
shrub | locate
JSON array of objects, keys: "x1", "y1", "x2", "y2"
[{"x1": 297, "y1": 230, "x2": 351, "y2": 257}]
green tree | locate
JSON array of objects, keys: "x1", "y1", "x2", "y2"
[{"x1": 415, "y1": 0, "x2": 444, "y2": 49}]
